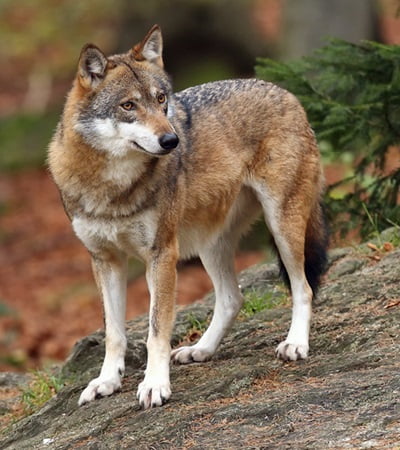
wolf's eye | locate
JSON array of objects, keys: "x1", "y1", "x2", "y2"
[
  {"x1": 121, "y1": 101, "x2": 135, "y2": 111},
  {"x1": 157, "y1": 93, "x2": 166, "y2": 104}
]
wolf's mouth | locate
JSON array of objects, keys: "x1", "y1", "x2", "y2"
[
  {"x1": 130, "y1": 140, "x2": 172, "y2": 156},
  {"x1": 132, "y1": 141, "x2": 147, "y2": 152}
]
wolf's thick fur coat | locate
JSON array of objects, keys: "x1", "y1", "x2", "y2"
[{"x1": 48, "y1": 25, "x2": 328, "y2": 409}]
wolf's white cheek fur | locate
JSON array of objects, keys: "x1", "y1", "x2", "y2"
[
  {"x1": 117, "y1": 122, "x2": 160, "y2": 153},
  {"x1": 94, "y1": 117, "x2": 116, "y2": 138},
  {"x1": 92, "y1": 118, "x2": 128, "y2": 156}
]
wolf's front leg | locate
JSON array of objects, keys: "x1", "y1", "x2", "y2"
[
  {"x1": 137, "y1": 246, "x2": 177, "y2": 409},
  {"x1": 79, "y1": 253, "x2": 127, "y2": 405}
]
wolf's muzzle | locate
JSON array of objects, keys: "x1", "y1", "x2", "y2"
[{"x1": 159, "y1": 133, "x2": 179, "y2": 151}]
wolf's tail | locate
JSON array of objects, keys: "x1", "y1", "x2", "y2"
[
  {"x1": 279, "y1": 201, "x2": 329, "y2": 297},
  {"x1": 303, "y1": 201, "x2": 329, "y2": 296}
]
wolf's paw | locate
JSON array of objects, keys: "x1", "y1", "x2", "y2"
[
  {"x1": 171, "y1": 345, "x2": 213, "y2": 364},
  {"x1": 137, "y1": 378, "x2": 171, "y2": 409},
  {"x1": 275, "y1": 341, "x2": 309, "y2": 361},
  {"x1": 78, "y1": 375, "x2": 121, "y2": 406}
]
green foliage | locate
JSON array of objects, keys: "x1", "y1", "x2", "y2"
[
  {"x1": 384, "y1": 225, "x2": 400, "y2": 248},
  {"x1": 256, "y1": 39, "x2": 400, "y2": 238},
  {"x1": 21, "y1": 370, "x2": 64, "y2": 415},
  {"x1": 241, "y1": 288, "x2": 286, "y2": 318},
  {"x1": 186, "y1": 313, "x2": 208, "y2": 334},
  {"x1": 0, "y1": 304, "x2": 23, "y2": 368},
  {"x1": 0, "y1": 112, "x2": 59, "y2": 171},
  {"x1": 0, "y1": 302, "x2": 15, "y2": 317}
]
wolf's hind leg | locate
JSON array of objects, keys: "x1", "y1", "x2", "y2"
[
  {"x1": 171, "y1": 239, "x2": 243, "y2": 364},
  {"x1": 273, "y1": 201, "x2": 327, "y2": 360},
  {"x1": 79, "y1": 253, "x2": 127, "y2": 405},
  {"x1": 255, "y1": 185, "x2": 314, "y2": 361}
]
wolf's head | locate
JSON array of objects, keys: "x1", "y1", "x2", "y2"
[{"x1": 70, "y1": 25, "x2": 179, "y2": 157}]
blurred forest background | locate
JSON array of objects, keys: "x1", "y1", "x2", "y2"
[{"x1": 0, "y1": 0, "x2": 399, "y2": 372}]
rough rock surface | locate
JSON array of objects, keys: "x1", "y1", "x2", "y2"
[{"x1": 1, "y1": 229, "x2": 399, "y2": 449}]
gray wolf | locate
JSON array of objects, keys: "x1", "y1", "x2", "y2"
[{"x1": 48, "y1": 25, "x2": 328, "y2": 409}]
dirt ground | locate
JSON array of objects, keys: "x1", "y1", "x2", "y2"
[{"x1": 0, "y1": 169, "x2": 263, "y2": 371}]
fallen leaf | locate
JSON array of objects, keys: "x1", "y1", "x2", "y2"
[
  {"x1": 383, "y1": 242, "x2": 394, "y2": 252},
  {"x1": 367, "y1": 243, "x2": 379, "y2": 252}
]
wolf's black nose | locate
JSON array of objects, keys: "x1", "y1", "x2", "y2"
[{"x1": 159, "y1": 133, "x2": 179, "y2": 151}]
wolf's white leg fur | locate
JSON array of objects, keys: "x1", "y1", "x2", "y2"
[
  {"x1": 171, "y1": 239, "x2": 243, "y2": 364},
  {"x1": 137, "y1": 250, "x2": 176, "y2": 409},
  {"x1": 254, "y1": 184, "x2": 312, "y2": 361},
  {"x1": 136, "y1": 331, "x2": 171, "y2": 409},
  {"x1": 79, "y1": 255, "x2": 127, "y2": 405},
  {"x1": 274, "y1": 244, "x2": 312, "y2": 361}
]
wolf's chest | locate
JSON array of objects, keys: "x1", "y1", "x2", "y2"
[{"x1": 72, "y1": 212, "x2": 157, "y2": 261}]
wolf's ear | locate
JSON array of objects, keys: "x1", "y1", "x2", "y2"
[
  {"x1": 132, "y1": 25, "x2": 163, "y2": 68},
  {"x1": 78, "y1": 44, "x2": 108, "y2": 89}
]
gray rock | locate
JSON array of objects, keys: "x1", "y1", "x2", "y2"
[{"x1": 0, "y1": 373, "x2": 31, "y2": 388}]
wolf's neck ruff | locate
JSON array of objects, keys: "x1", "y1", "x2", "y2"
[{"x1": 67, "y1": 152, "x2": 164, "y2": 220}]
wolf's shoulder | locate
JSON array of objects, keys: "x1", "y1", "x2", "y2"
[{"x1": 173, "y1": 79, "x2": 278, "y2": 113}]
